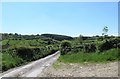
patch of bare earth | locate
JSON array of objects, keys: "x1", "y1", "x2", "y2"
[{"x1": 39, "y1": 62, "x2": 118, "y2": 77}]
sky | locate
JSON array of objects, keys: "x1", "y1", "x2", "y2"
[{"x1": 2, "y1": 2, "x2": 118, "y2": 37}]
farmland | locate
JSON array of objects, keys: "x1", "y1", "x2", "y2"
[{"x1": 1, "y1": 33, "x2": 120, "y2": 72}]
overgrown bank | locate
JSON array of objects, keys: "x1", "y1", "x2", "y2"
[
  {"x1": 1, "y1": 33, "x2": 62, "y2": 72},
  {"x1": 2, "y1": 46, "x2": 58, "y2": 71},
  {"x1": 59, "y1": 37, "x2": 120, "y2": 63}
]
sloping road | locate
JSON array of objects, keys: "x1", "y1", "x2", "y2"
[{"x1": 0, "y1": 51, "x2": 60, "y2": 78}]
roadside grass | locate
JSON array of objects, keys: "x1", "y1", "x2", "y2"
[
  {"x1": 58, "y1": 48, "x2": 119, "y2": 64},
  {"x1": 53, "y1": 61, "x2": 62, "y2": 70},
  {"x1": 2, "y1": 53, "x2": 24, "y2": 71}
]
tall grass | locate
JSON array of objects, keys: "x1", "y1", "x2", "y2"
[
  {"x1": 2, "y1": 52, "x2": 23, "y2": 71},
  {"x1": 58, "y1": 48, "x2": 119, "y2": 63}
]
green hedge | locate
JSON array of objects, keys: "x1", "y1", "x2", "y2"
[
  {"x1": 2, "y1": 46, "x2": 58, "y2": 71},
  {"x1": 98, "y1": 38, "x2": 120, "y2": 52}
]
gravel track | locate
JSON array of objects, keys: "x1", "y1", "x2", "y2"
[
  {"x1": 0, "y1": 51, "x2": 60, "y2": 78},
  {"x1": 1, "y1": 51, "x2": 119, "y2": 77},
  {"x1": 40, "y1": 61, "x2": 118, "y2": 77}
]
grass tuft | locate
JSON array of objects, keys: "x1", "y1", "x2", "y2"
[{"x1": 53, "y1": 61, "x2": 61, "y2": 70}]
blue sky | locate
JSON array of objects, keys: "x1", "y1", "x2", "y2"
[{"x1": 2, "y1": 2, "x2": 118, "y2": 37}]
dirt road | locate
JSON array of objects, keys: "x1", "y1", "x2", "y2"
[
  {"x1": 1, "y1": 51, "x2": 118, "y2": 77},
  {"x1": 40, "y1": 61, "x2": 118, "y2": 77},
  {"x1": 0, "y1": 51, "x2": 60, "y2": 78}
]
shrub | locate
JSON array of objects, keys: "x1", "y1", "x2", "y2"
[
  {"x1": 98, "y1": 38, "x2": 120, "y2": 52},
  {"x1": 118, "y1": 43, "x2": 120, "y2": 48},
  {"x1": 98, "y1": 40, "x2": 112, "y2": 52},
  {"x1": 16, "y1": 47, "x2": 34, "y2": 61},
  {"x1": 84, "y1": 43, "x2": 96, "y2": 53},
  {"x1": 71, "y1": 45, "x2": 84, "y2": 53},
  {"x1": 49, "y1": 48, "x2": 58, "y2": 54},
  {"x1": 60, "y1": 40, "x2": 71, "y2": 55}
]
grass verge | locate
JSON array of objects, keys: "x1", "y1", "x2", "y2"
[
  {"x1": 58, "y1": 48, "x2": 119, "y2": 63},
  {"x1": 53, "y1": 61, "x2": 62, "y2": 70}
]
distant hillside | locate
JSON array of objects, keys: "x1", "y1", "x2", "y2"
[
  {"x1": 41, "y1": 34, "x2": 73, "y2": 41},
  {"x1": 2, "y1": 33, "x2": 43, "y2": 40},
  {"x1": 1, "y1": 33, "x2": 73, "y2": 41}
]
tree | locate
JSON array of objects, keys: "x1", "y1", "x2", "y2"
[
  {"x1": 79, "y1": 34, "x2": 83, "y2": 44},
  {"x1": 102, "y1": 26, "x2": 108, "y2": 36},
  {"x1": 102, "y1": 26, "x2": 109, "y2": 40},
  {"x1": 15, "y1": 33, "x2": 18, "y2": 36}
]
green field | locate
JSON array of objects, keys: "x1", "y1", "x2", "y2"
[{"x1": 1, "y1": 33, "x2": 120, "y2": 71}]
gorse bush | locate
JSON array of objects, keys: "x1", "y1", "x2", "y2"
[
  {"x1": 70, "y1": 43, "x2": 97, "y2": 53},
  {"x1": 71, "y1": 45, "x2": 84, "y2": 53},
  {"x1": 16, "y1": 46, "x2": 58, "y2": 61},
  {"x1": 60, "y1": 40, "x2": 71, "y2": 55},
  {"x1": 98, "y1": 38, "x2": 120, "y2": 52},
  {"x1": 84, "y1": 43, "x2": 96, "y2": 53},
  {"x1": 16, "y1": 47, "x2": 34, "y2": 61},
  {"x1": 98, "y1": 40, "x2": 111, "y2": 52},
  {"x1": 118, "y1": 43, "x2": 120, "y2": 48}
]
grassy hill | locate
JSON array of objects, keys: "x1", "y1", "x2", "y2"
[
  {"x1": 41, "y1": 33, "x2": 73, "y2": 41},
  {"x1": 1, "y1": 33, "x2": 120, "y2": 71}
]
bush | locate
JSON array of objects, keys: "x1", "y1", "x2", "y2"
[
  {"x1": 71, "y1": 45, "x2": 84, "y2": 53},
  {"x1": 118, "y1": 43, "x2": 120, "y2": 48},
  {"x1": 98, "y1": 38, "x2": 120, "y2": 52},
  {"x1": 16, "y1": 47, "x2": 34, "y2": 61},
  {"x1": 49, "y1": 48, "x2": 58, "y2": 54},
  {"x1": 60, "y1": 40, "x2": 71, "y2": 55},
  {"x1": 98, "y1": 40, "x2": 112, "y2": 52},
  {"x1": 84, "y1": 43, "x2": 96, "y2": 53}
]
